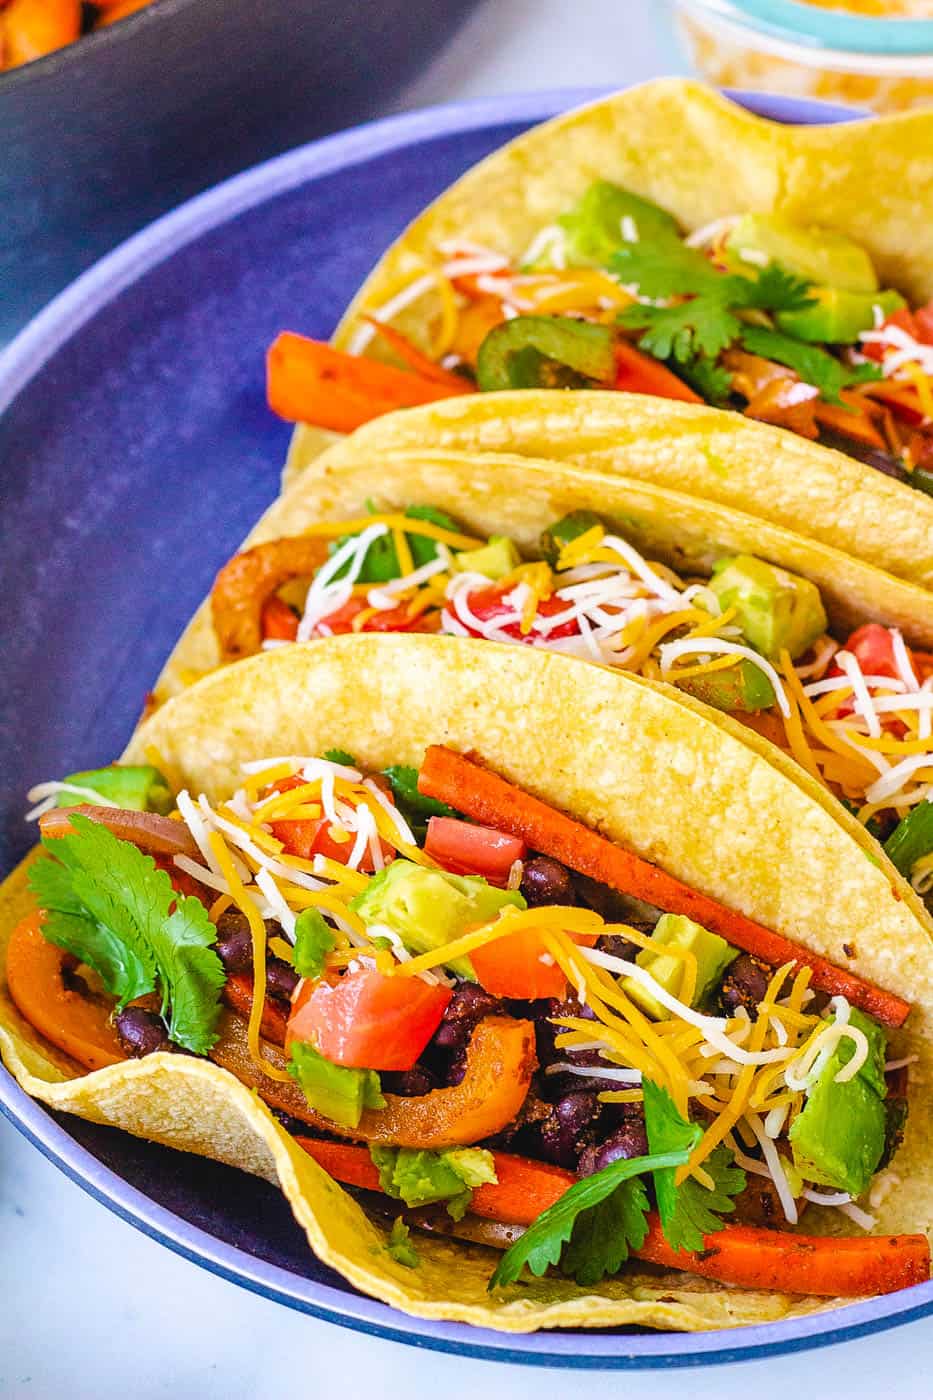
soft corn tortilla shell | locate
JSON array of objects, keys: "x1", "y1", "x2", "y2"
[
  {"x1": 288, "y1": 395, "x2": 933, "y2": 594},
  {"x1": 282, "y1": 78, "x2": 933, "y2": 577},
  {"x1": 156, "y1": 446, "x2": 933, "y2": 705},
  {"x1": 3, "y1": 635, "x2": 932, "y2": 1331}
]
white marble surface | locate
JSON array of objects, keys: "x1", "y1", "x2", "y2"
[{"x1": 4, "y1": 2, "x2": 933, "y2": 1394}]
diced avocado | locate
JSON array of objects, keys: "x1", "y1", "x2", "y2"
[
  {"x1": 725, "y1": 214, "x2": 878, "y2": 293},
  {"x1": 789, "y1": 1007, "x2": 888, "y2": 1196},
  {"x1": 710, "y1": 555, "x2": 828, "y2": 661},
  {"x1": 371, "y1": 1146, "x2": 497, "y2": 1220},
  {"x1": 56, "y1": 764, "x2": 173, "y2": 814},
  {"x1": 675, "y1": 658, "x2": 776, "y2": 713},
  {"x1": 544, "y1": 181, "x2": 680, "y2": 268},
  {"x1": 623, "y1": 914, "x2": 737, "y2": 1020},
  {"x1": 349, "y1": 859, "x2": 525, "y2": 979},
  {"x1": 777, "y1": 287, "x2": 905, "y2": 345},
  {"x1": 540, "y1": 510, "x2": 604, "y2": 566},
  {"x1": 287, "y1": 1041, "x2": 385, "y2": 1129},
  {"x1": 453, "y1": 535, "x2": 522, "y2": 580}
]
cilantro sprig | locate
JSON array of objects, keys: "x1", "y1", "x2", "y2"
[
  {"x1": 489, "y1": 1079, "x2": 745, "y2": 1290},
  {"x1": 610, "y1": 234, "x2": 883, "y2": 407},
  {"x1": 29, "y1": 814, "x2": 225, "y2": 1054}
]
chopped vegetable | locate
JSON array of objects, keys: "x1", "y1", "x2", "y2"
[
  {"x1": 612, "y1": 341, "x2": 702, "y2": 402},
  {"x1": 423, "y1": 816, "x2": 526, "y2": 885},
  {"x1": 286, "y1": 967, "x2": 451, "y2": 1071},
  {"x1": 38, "y1": 805, "x2": 199, "y2": 859},
  {"x1": 222, "y1": 973, "x2": 289, "y2": 1045},
  {"x1": 386, "y1": 1217, "x2": 420, "y2": 1268},
  {"x1": 291, "y1": 908, "x2": 336, "y2": 980},
  {"x1": 555, "y1": 181, "x2": 680, "y2": 267},
  {"x1": 476, "y1": 317, "x2": 615, "y2": 391},
  {"x1": 287, "y1": 1040, "x2": 385, "y2": 1129},
  {"x1": 211, "y1": 535, "x2": 329, "y2": 661},
  {"x1": 380, "y1": 764, "x2": 460, "y2": 833},
  {"x1": 267, "y1": 332, "x2": 472, "y2": 430},
  {"x1": 29, "y1": 813, "x2": 225, "y2": 1053},
  {"x1": 417, "y1": 746, "x2": 911, "y2": 1028},
  {"x1": 739, "y1": 326, "x2": 881, "y2": 407},
  {"x1": 371, "y1": 1145, "x2": 496, "y2": 1219}
]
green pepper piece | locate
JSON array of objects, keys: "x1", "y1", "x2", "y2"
[
  {"x1": 476, "y1": 317, "x2": 615, "y2": 392},
  {"x1": 540, "y1": 510, "x2": 605, "y2": 566},
  {"x1": 675, "y1": 660, "x2": 776, "y2": 714},
  {"x1": 884, "y1": 800, "x2": 933, "y2": 879},
  {"x1": 912, "y1": 467, "x2": 933, "y2": 498},
  {"x1": 56, "y1": 765, "x2": 173, "y2": 814}
]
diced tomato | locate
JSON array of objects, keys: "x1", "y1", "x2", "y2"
[
  {"x1": 424, "y1": 816, "x2": 526, "y2": 886},
  {"x1": 835, "y1": 623, "x2": 900, "y2": 681},
  {"x1": 861, "y1": 307, "x2": 920, "y2": 363},
  {"x1": 311, "y1": 595, "x2": 440, "y2": 637},
  {"x1": 261, "y1": 594, "x2": 300, "y2": 642},
  {"x1": 286, "y1": 967, "x2": 452, "y2": 1070},
  {"x1": 450, "y1": 583, "x2": 579, "y2": 642},
  {"x1": 471, "y1": 925, "x2": 599, "y2": 1000},
  {"x1": 913, "y1": 300, "x2": 933, "y2": 345},
  {"x1": 268, "y1": 774, "x2": 393, "y2": 871},
  {"x1": 613, "y1": 341, "x2": 703, "y2": 404}
]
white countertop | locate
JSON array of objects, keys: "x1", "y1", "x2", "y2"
[{"x1": 4, "y1": 2, "x2": 933, "y2": 1394}]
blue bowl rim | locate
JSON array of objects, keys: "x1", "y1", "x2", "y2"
[{"x1": 1, "y1": 85, "x2": 930, "y2": 1368}]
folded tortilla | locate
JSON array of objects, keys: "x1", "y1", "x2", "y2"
[
  {"x1": 2, "y1": 634, "x2": 931, "y2": 1332},
  {"x1": 282, "y1": 78, "x2": 933, "y2": 584}
]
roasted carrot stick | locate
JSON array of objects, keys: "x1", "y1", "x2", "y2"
[
  {"x1": 636, "y1": 1215, "x2": 930, "y2": 1297},
  {"x1": 266, "y1": 332, "x2": 473, "y2": 431},
  {"x1": 95, "y1": 0, "x2": 152, "y2": 24},
  {"x1": 417, "y1": 747, "x2": 911, "y2": 1029},
  {"x1": 296, "y1": 1138, "x2": 930, "y2": 1296},
  {"x1": 6, "y1": 913, "x2": 124, "y2": 1071}
]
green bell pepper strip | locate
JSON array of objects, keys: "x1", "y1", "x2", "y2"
[{"x1": 476, "y1": 316, "x2": 615, "y2": 392}]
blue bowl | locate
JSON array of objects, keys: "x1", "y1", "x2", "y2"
[
  {"x1": 2, "y1": 87, "x2": 930, "y2": 1366},
  {"x1": 0, "y1": 0, "x2": 476, "y2": 344}
]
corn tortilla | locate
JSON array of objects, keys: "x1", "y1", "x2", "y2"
[{"x1": 2, "y1": 635, "x2": 932, "y2": 1331}]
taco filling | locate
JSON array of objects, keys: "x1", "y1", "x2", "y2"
[
  {"x1": 10, "y1": 746, "x2": 928, "y2": 1301},
  {"x1": 267, "y1": 185, "x2": 933, "y2": 496},
  {"x1": 208, "y1": 507, "x2": 933, "y2": 903}
]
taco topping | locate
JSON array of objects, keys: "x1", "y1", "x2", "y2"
[
  {"x1": 210, "y1": 509, "x2": 933, "y2": 901},
  {"x1": 269, "y1": 184, "x2": 933, "y2": 494},
  {"x1": 11, "y1": 749, "x2": 927, "y2": 1300}
]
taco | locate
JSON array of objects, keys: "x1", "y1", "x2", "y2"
[
  {"x1": 155, "y1": 447, "x2": 933, "y2": 911},
  {"x1": 267, "y1": 78, "x2": 933, "y2": 575},
  {"x1": 2, "y1": 635, "x2": 931, "y2": 1331}
]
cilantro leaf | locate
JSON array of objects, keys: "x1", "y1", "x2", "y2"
[
  {"x1": 738, "y1": 263, "x2": 815, "y2": 315},
  {"x1": 292, "y1": 907, "x2": 336, "y2": 979},
  {"x1": 612, "y1": 237, "x2": 730, "y2": 300},
  {"x1": 380, "y1": 764, "x2": 460, "y2": 836},
  {"x1": 674, "y1": 353, "x2": 733, "y2": 405},
  {"x1": 620, "y1": 298, "x2": 742, "y2": 365},
  {"x1": 30, "y1": 818, "x2": 158, "y2": 1008},
  {"x1": 29, "y1": 813, "x2": 224, "y2": 1053},
  {"x1": 323, "y1": 748, "x2": 357, "y2": 768},
  {"x1": 488, "y1": 1145, "x2": 688, "y2": 1291},
  {"x1": 559, "y1": 1176, "x2": 650, "y2": 1287},
  {"x1": 643, "y1": 1078, "x2": 745, "y2": 1253},
  {"x1": 331, "y1": 504, "x2": 461, "y2": 583},
  {"x1": 149, "y1": 894, "x2": 227, "y2": 1054},
  {"x1": 739, "y1": 326, "x2": 881, "y2": 406}
]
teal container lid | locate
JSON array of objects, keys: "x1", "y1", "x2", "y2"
[{"x1": 715, "y1": 0, "x2": 933, "y2": 55}]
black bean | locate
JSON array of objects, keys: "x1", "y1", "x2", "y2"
[
  {"x1": 578, "y1": 1111, "x2": 648, "y2": 1177},
  {"x1": 719, "y1": 953, "x2": 771, "y2": 1018},
  {"x1": 538, "y1": 1091, "x2": 601, "y2": 1168},
  {"x1": 431, "y1": 983, "x2": 501, "y2": 1052},
  {"x1": 573, "y1": 873, "x2": 662, "y2": 926},
  {"x1": 520, "y1": 857, "x2": 576, "y2": 907},
  {"x1": 381, "y1": 1065, "x2": 438, "y2": 1097},
  {"x1": 266, "y1": 957, "x2": 299, "y2": 1000},
  {"x1": 214, "y1": 909, "x2": 254, "y2": 974},
  {"x1": 817, "y1": 429, "x2": 909, "y2": 482},
  {"x1": 599, "y1": 933, "x2": 641, "y2": 965},
  {"x1": 115, "y1": 1006, "x2": 171, "y2": 1058}
]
